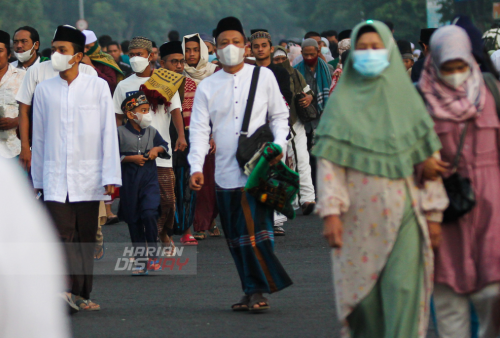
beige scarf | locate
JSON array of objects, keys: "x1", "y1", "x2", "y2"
[{"x1": 182, "y1": 33, "x2": 218, "y2": 84}]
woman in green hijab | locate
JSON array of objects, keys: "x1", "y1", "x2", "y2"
[{"x1": 312, "y1": 21, "x2": 449, "y2": 338}]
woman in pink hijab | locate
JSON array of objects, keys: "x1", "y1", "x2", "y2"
[{"x1": 420, "y1": 25, "x2": 500, "y2": 338}]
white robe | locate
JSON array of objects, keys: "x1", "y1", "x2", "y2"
[{"x1": 31, "y1": 72, "x2": 122, "y2": 203}]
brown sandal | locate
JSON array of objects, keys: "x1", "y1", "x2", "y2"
[
  {"x1": 231, "y1": 295, "x2": 250, "y2": 312},
  {"x1": 249, "y1": 293, "x2": 270, "y2": 313}
]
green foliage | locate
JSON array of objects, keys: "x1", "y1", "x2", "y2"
[{"x1": 438, "y1": 0, "x2": 497, "y2": 31}]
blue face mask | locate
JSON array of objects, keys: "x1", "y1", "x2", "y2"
[
  {"x1": 352, "y1": 49, "x2": 390, "y2": 77},
  {"x1": 208, "y1": 54, "x2": 217, "y2": 62}
]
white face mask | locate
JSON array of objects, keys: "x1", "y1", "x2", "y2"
[
  {"x1": 321, "y1": 47, "x2": 330, "y2": 55},
  {"x1": 130, "y1": 55, "x2": 150, "y2": 73},
  {"x1": 14, "y1": 44, "x2": 36, "y2": 63},
  {"x1": 217, "y1": 45, "x2": 245, "y2": 66},
  {"x1": 133, "y1": 112, "x2": 152, "y2": 129},
  {"x1": 51, "y1": 52, "x2": 77, "y2": 72},
  {"x1": 440, "y1": 68, "x2": 471, "y2": 89}
]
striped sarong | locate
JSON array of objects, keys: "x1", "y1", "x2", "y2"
[{"x1": 216, "y1": 187, "x2": 293, "y2": 294}]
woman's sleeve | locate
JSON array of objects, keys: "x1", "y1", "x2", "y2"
[
  {"x1": 316, "y1": 158, "x2": 350, "y2": 218},
  {"x1": 420, "y1": 177, "x2": 449, "y2": 223}
]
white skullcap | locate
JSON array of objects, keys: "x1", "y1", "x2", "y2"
[
  {"x1": 273, "y1": 50, "x2": 287, "y2": 58},
  {"x1": 82, "y1": 30, "x2": 97, "y2": 45}
]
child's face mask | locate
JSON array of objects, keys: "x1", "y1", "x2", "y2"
[{"x1": 133, "y1": 111, "x2": 152, "y2": 129}]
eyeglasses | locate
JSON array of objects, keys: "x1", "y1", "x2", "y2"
[{"x1": 168, "y1": 59, "x2": 186, "y2": 66}]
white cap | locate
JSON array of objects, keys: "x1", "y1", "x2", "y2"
[{"x1": 82, "y1": 30, "x2": 97, "y2": 45}]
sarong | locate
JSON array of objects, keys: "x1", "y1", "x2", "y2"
[
  {"x1": 173, "y1": 165, "x2": 197, "y2": 235},
  {"x1": 216, "y1": 187, "x2": 293, "y2": 294},
  {"x1": 193, "y1": 153, "x2": 218, "y2": 232},
  {"x1": 157, "y1": 167, "x2": 176, "y2": 237}
]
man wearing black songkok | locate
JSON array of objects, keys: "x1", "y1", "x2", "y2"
[
  {"x1": 411, "y1": 28, "x2": 436, "y2": 82},
  {"x1": 31, "y1": 25, "x2": 121, "y2": 313}
]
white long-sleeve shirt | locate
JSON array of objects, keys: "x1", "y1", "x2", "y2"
[
  {"x1": 188, "y1": 63, "x2": 289, "y2": 189},
  {"x1": 31, "y1": 73, "x2": 122, "y2": 203},
  {"x1": 15, "y1": 61, "x2": 97, "y2": 105}
]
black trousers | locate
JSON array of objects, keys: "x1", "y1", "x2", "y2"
[{"x1": 45, "y1": 199, "x2": 99, "y2": 299}]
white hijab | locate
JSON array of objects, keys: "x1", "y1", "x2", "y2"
[
  {"x1": 320, "y1": 37, "x2": 334, "y2": 62},
  {"x1": 182, "y1": 33, "x2": 218, "y2": 84}
]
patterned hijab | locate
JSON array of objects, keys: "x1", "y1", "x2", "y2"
[
  {"x1": 419, "y1": 25, "x2": 486, "y2": 122},
  {"x1": 312, "y1": 20, "x2": 441, "y2": 179}
]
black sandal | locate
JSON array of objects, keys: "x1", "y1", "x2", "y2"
[
  {"x1": 231, "y1": 295, "x2": 250, "y2": 312},
  {"x1": 249, "y1": 293, "x2": 270, "y2": 313}
]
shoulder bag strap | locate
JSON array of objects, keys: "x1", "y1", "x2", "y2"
[
  {"x1": 241, "y1": 66, "x2": 261, "y2": 135},
  {"x1": 452, "y1": 122, "x2": 469, "y2": 172},
  {"x1": 482, "y1": 72, "x2": 500, "y2": 118}
]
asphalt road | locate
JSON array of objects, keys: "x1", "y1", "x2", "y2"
[{"x1": 72, "y1": 204, "x2": 438, "y2": 338}]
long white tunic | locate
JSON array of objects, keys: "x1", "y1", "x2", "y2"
[
  {"x1": 188, "y1": 63, "x2": 289, "y2": 189},
  {"x1": 31, "y1": 73, "x2": 121, "y2": 203}
]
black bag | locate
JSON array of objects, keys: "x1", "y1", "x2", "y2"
[
  {"x1": 236, "y1": 67, "x2": 275, "y2": 168},
  {"x1": 442, "y1": 122, "x2": 475, "y2": 223},
  {"x1": 294, "y1": 92, "x2": 319, "y2": 124},
  {"x1": 292, "y1": 71, "x2": 318, "y2": 124}
]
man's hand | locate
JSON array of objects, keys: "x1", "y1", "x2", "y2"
[
  {"x1": 19, "y1": 146, "x2": 31, "y2": 171},
  {"x1": 428, "y1": 221, "x2": 442, "y2": 249},
  {"x1": 323, "y1": 215, "x2": 343, "y2": 248},
  {"x1": 148, "y1": 147, "x2": 160, "y2": 161},
  {"x1": 81, "y1": 55, "x2": 95, "y2": 68},
  {"x1": 423, "y1": 157, "x2": 449, "y2": 181},
  {"x1": 209, "y1": 138, "x2": 216, "y2": 155},
  {"x1": 104, "y1": 185, "x2": 115, "y2": 196},
  {"x1": 269, "y1": 152, "x2": 284, "y2": 166},
  {"x1": 132, "y1": 155, "x2": 147, "y2": 166},
  {"x1": 175, "y1": 135, "x2": 188, "y2": 152},
  {"x1": 189, "y1": 172, "x2": 204, "y2": 191},
  {"x1": 0, "y1": 117, "x2": 19, "y2": 130},
  {"x1": 299, "y1": 93, "x2": 313, "y2": 108}
]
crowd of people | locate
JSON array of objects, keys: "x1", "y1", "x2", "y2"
[{"x1": 1, "y1": 13, "x2": 500, "y2": 338}]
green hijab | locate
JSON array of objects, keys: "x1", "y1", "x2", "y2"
[{"x1": 312, "y1": 20, "x2": 441, "y2": 179}]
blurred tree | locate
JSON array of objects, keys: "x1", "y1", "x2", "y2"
[
  {"x1": 438, "y1": 0, "x2": 496, "y2": 32},
  {"x1": 0, "y1": 0, "x2": 51, "y2": 48}
]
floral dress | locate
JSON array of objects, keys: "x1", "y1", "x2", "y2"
[{"x1": 317, "y1": 158, "x2": 449, "y2": 338}]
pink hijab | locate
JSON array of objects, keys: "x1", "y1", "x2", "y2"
[{"x1": 419, "y1": 25, "x2": 486, "y2": 122}]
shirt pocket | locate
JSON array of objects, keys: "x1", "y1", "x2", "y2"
[
  {"x1": 78, "y1": 159, "x2": 103, "y2": 196},
  {"x1": 77, "y1": 105, "x2": 100, "y2": 137},
  {"x1": 474, "y1": 116, "x2": 500, "y2": 155}
]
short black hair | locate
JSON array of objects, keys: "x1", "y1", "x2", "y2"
[
  {"x1": 14, "y1": 26, "x2": 40, "y2": 45},
  {"x1": 98, "y1": 35, "x2": 113, "y2": 47},
  {"x1": 121, "y1": 40, "x2": 130, "y2": 52},
  {"x1": 71, "y1": 43, "x2": 84, "y2": 55},
  {"x1": 41, "y1": 48, "x2": 51, "y2": 58},
  {"x1": 340, "y1": 50, "x2": 350, "y2": 65},
  {"x1": 356, "y1": 25, "x2": 377, "y2": 40},
  {"x1": 321, "y1": 30, "x2": 338, "y2": 39},
  {"x1": 107, "y1": 41, "x2": 120, "y2": 50},
  {"x1": 383, "y1": 21, "x2": 394, "y2": 31},
  {"x1": 304, "y1": 31, "x2": 321, "y2": 39},
  {"x1": 152, "y1": 41, "x2": 157, "y2": 48},
  {"x1": 168, "y1": 30, "x2": 180, "y2": 42}
]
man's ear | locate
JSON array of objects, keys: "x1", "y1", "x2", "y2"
[
  {"x1": 73, "y1": 52, "x2": 84, "y2": 64},
  {"x1": 271, "y1": 46, "x2": 275, "y2": 54},
  {"x1": 34, "y1": 41, "x2": 40, "y2": 52},
  {"x1": 160, "y1": 59, "x2": 165, "y2": 69}
]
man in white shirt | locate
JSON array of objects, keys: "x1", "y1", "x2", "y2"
[
  {"x1": 31, "y1": 25, "x2": 121, "y2": 311},
  {"x1": 113, "y1": 36, "x2": 187, "y2": 248},
  {"x1": 16, "y1": 42, "x2": 97, "y2": 171},
  {"x1": 11, "y1": 26, "x2": 47, "y2": 70},
  {"x1": 188, "y1": 17, "x2": 293, "y2": 312},
  {"x1": 0, "y1": 30, "x2": 26, "y2": 159}
]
